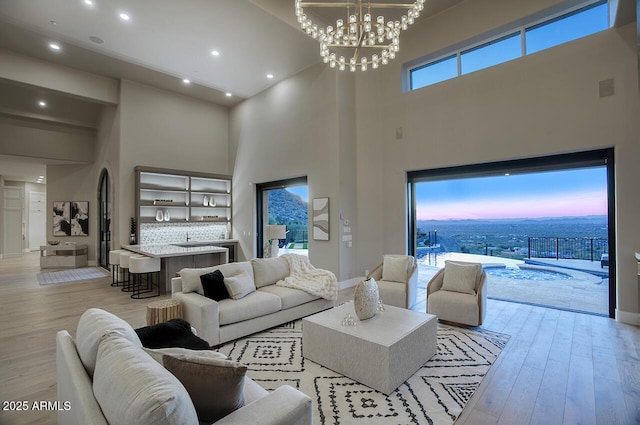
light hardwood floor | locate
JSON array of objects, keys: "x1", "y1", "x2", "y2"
[{"x1": 0, "y1": 252, "x2": 638, "y2": 425}]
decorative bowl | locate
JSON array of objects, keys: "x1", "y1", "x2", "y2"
[{"x1": 48, "y1": 240, "x2": 60, "y2": 245}]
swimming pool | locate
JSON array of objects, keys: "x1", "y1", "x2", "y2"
[{"x1": 485, "y1": 267, "x2": 571, "y2": 281}]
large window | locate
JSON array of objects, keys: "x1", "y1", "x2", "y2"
[
  {"x1": 408, "y1": 0, "x2": 608, "y2": 91},
  {"x1": 407, "y1": 149, "x2": 616, "y2": 318}
]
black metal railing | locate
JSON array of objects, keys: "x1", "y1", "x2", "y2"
[
  {"x1": 528, "y1": 237, "x2": 608, "y2": 261},
  {"x1": 283, "y1": 229, "x2": 308, "y2": 247}
]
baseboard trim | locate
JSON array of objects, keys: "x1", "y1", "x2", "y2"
[{"x1": 616, "y1": 309, "x2": 640, "y2": 326}]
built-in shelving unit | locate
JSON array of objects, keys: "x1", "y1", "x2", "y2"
[{"x1": 135, "y1": 166, "x2": 232, "y2": 242}]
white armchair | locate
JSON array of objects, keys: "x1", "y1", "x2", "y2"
[
  {"x1": 366, "y1": 255, "x2": 418, "y2": 309},
  {"x1": 426, "y1": 260, "x2": 486, "y2": 326}
]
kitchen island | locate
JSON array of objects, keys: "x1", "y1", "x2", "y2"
[{"x1": 123, "y1": 240, "x2": 236, "y2": 293}]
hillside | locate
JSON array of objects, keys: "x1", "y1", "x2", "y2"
[{"x1": 268, "y1": 189, "x2": 308, "y2": 225}]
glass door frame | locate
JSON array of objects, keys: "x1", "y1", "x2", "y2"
[
  {"x1": 407, "y1": 148, "x2": 616, "y2": 318},
  {"x1": 256, "y1": 176, "x2": 307, "y2": 258}
]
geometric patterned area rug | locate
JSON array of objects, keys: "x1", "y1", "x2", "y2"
[
  {"x1": 37, "y1": 267, "x2": 110, "y2": 285},
  {"x1": 218, "y1": 320, "x2": 509, "y2": 425}
]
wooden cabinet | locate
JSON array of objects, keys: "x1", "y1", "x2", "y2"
[{"x1": 135, "y1": 166, "x2": 232, "y2": 239}]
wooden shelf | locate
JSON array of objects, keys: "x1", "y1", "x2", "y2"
[{"x1": 135, "y1": 166, "x2": 233, "y2": 238}]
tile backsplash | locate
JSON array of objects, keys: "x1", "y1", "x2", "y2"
[{"x1": 140, "y1": 222, "x2": 229, "y2": 244}]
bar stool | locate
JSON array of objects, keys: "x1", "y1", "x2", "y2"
[
  {"x1": 109, "y1": 249, "x2": 127, "y2": 287},
  {"x1": 129, "y1": 255, "x2": 161, "y2": 299},
  {"x1": 119, "y1": 251, "x2": 136, "y2": 292}
]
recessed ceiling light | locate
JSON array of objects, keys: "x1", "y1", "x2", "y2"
[
  {"x1": 50, "y1": 20, "x2": 57, "y2": 25},
  {"x1": 225, "y1": 92, "x2": 232, "y2": 97},
  {"x1": 211, "y1": 50, "x2": 220, "y2": 57},
  {"x1": 84, "y1": 0, "x2": 94, "y2": 5},
  {"x1": 38, "y1": 100, "x2": 47, "y2": 107},
  {"x1": 119, "y1": 12, "x2": 130, "y2": 21},
  {"x1": 49, "y1": 42, "x2": 61, "y2": 51},
  {"x1": 182, "y1": 79, "x2": 191, "y2": 84},
  {"x1": 266, "y1": 74, "x2": 274, "y2": 79}
]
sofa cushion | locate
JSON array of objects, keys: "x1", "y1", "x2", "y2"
[
  {"x1": 143, "y1": 346, "x2": 228, "y2": 364},
  {"x1": 427, "y1": 289, "x2": 480, "y2": 325},
  {"x1": 218, "y1": 291, "x2": 282, "y2": 325},
  {"x1": 258, "y1": 285, "x2": 318, "y2": 309},
  {"x1": 250, "y1": 257, "x2": 290, "y2": 288},
  {"x1": 163, "y1": 354, "x2": 247, "y2": 423},
  {"x1": 93, "y1": 333, "x2": 198, "y2": 425},
  {"x1": 224, "y1": 270, "x2": 256, "y2": 300},
  {"x1": 76, "y1": 308, "x2": 142, "y2": 377},
  {"x1": 178, "y1": 266, "x2": 220, "y2": 295},
  {"x1": 377, "y1": 280, "x2": 407, "y2": 308},
  {"x1": 200, "y1": 270, "x2": 229, "y2": 301},
  {"x1": 178, "y1": 262, "x2": 254, "y2": 295},
  {"x1": 382, "y1": 255, "x2": 413, "y2": 283},
  {"x1": 442, "y1": 260, "x2": 481, "y2": 295}
]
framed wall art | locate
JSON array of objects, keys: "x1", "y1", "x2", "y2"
[
  {"x1": 71, "y1": 201, "x2": 89, "y2": 236},
  {"x1": 52, "y1": 201, "x2": 71, "y2": 236},
  {"x1": 312, "y1": 197, "x2": 329, "y2": 241}
]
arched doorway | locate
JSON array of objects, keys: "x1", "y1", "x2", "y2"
[{"x1": 97, "y1": 169, "x2": 111, "y2": 269}]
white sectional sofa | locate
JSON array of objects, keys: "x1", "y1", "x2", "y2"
[
  {"x1": 56, "y1": 308, "x2": 312, "y2": 425},
  {"x1": 171, "y1": 256, "x2": 336, "y2": 346}
]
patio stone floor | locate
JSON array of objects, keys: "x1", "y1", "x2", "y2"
[{"x1": 413, "y1": 252, "x2": 609, "y2": 316}]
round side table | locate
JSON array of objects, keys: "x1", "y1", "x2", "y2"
[{"x1": 146, "y1": 299, "x2": 182, "y2": 326}]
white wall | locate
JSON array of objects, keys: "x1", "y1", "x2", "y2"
[
  {"x1": 230, "y1": 64, "x2": 358, "y2": 278},
  {"x1": 355, "y1": 0, "x2": 640, "y2": 322},
  {"x1": 117, "y1": 80, "x2": 230, "y2": 245}
]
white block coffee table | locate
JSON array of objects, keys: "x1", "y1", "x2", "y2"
[{"x1": 302, "y1": 302, "x2": 437, "y2": 394}]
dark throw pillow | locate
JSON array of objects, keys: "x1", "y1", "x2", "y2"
[
  {"x1": 200, "y1": 270, "x2": 229, "y2": 301},
  {"x1": 135, "y1": 318, "x2": 211, "y2": 350}
]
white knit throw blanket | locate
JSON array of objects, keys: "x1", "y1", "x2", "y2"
[{"x1": 276, "y1": 254, "x2": 338, "y2": 301}]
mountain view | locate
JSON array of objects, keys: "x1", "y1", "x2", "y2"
[
  {"x1": 267, "y1": 189, "x2": 309, "y2": 244},
  {"x1": 416, "y1": 215, "x2": 608, "y2": 260}
]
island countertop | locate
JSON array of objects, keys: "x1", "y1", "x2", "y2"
[{"x1": 123, "y1": 240, "x2": 237, "y2": 258}]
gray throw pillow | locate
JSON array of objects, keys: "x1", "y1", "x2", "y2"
[
  {"x1": 223, "y1": 270, "x2": 256, "y2": 299},
  {"x1": 441, "y1": 260, "x2": 480, "y2": 295},
  {"x1": 162, "y1": 354, "x2": 247, "y2": 423}
]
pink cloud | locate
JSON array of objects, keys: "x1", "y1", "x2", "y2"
[{"x1": 416, "y1": 190, "x2": 607, "y2": 220}]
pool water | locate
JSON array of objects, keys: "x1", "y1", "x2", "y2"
[{"x1": 485, "y1": 267, "x2": 571, "y2": 281}]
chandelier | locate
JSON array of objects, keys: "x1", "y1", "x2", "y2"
[{"x1": 295, "y1": 0, "x2": 425, "y2": 71}]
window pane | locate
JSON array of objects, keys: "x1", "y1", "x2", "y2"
[
  {"x1": 526, "y1": 2, "x2": 608, "y2": 55},
  {"x1": 410, "y1": 55, "x2": 457, "y2": 90},
  {"x1": 461, "y1": 33, "x2": 521, "y2": 75}
]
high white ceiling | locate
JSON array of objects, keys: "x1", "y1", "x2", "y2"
[
  {"x1": 0, "y1": 0, "x2": 516, "y2": 184},
  {"x1": 0, "y1": 0, "x2": 322, "y2": 100}
]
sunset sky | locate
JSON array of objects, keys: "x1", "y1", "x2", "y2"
[{"x1": 415, "y1": 167, "x2": 607, "y2": 220}]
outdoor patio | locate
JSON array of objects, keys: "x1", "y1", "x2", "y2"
[{"x1": 413, "y1": 252, "x2": 609, "y2": 316}]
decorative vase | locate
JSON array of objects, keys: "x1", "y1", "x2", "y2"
[
  {"x1": 209, "y1": 197, "x2": 216, "y2": 207},
  {"x1": 163, "y1": 210, "x2": 170, "y2": 221},
  {"x1": 155, "y1": 210, "x2": 164, "y2": 222},
  {"x1": 354, "y1": 277, "x2": 379, "y2": 321},
  {"x1": 202, "y1": 196, "x2": 209, "y2": 206}
]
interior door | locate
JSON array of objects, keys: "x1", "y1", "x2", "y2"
[
  {"x1": 98, "y1": 169, "x2": 111, "y2": 269},
  {"x1": 3, "y1": 187, "x2": 24, "y2": 257},
  {"x1": 28, "y1": 191, "x2": 46, "y2": 250}
]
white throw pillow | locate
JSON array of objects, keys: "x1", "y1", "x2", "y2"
[
  {"x1": 441, "y1": 261, "x2": 481, "y2": 295},
  {"x1": 178, "y1": 266, "x2": 219, "y2": 294},
  {"x1": 382, "y1": 255, "x2": 413, "y2": 283},
  {"x1": 76, "y1": 308, "x2": 142, "y2": 377},
  {"x1": 251, "y1": 257, "x2": 289, "y2": 288},
  {"x1": 224, "y1": 270, "x2": 256, "y2": 300},
  {"x1": 93, "y1": 333, "x2": 198, "y2": 425}
]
